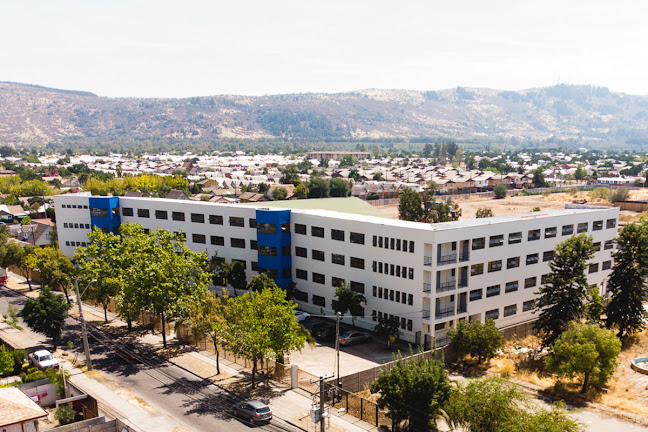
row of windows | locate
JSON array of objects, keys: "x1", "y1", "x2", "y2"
[
  {"x1": 294, "y1": 270, "x2": 365, "y2": 293},
  {"x1": 372, "y1": 311, "x2": 413, "y2": 331},
  {"x1": 294, "y1": 223, "x2": 366, "y2": 245},
  {"x1": 61, "y1": 204, "x2": 88, "y2": 209},
  {"x1": 485, "y1": 301, "x2": 532, "y2": 321},
  {"x1": 372, "y1": 236, "x2": 415, "y2": 253},
  {"x1": 372, "y1": 286, "x2": 414, "y2": 306},
  {"x1": 472, "y1": 219, "x2": 616, "y2": 250},
  {"x1": 122, "y1": 207, "x2": 249, "y2": 227},
  {"x1": 470, "y1": 249, "x2": 612, "y2": 276},
  {"x1": 372, "y1": 261, "x2": 415, "y2": 279},
  {"x1": 90, "y1": 208, "x2": 118, "y2": 218},
  {"x1": 63, "y1": 222, "x2": 91, "y2": 229},
  {"x1": 65, "y1": 240, "x2": 88, "y2": 247}
]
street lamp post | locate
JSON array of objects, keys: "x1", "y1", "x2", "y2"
[{"x1": 73, "y1": 278, "x2": 96, "y2": 371}]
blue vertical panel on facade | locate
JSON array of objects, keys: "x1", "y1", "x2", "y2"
[
  {"x1": 256, "y1": 209, "x2": 292, "y2": 289},
  {"x1": 88, "y1": 197, "x2": 121, "y2": 232}
]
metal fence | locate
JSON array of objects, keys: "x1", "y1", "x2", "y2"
[{"x1": 326, "y1": 384, "x2": 393, "y2": 429}]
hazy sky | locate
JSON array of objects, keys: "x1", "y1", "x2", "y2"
[{"x1": 2, "y1": 1, "x2": 647, "y2": 98}]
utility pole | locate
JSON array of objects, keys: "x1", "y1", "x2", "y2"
[
  {"x1": 319, "y1": 377, "x2": 326, "y2": 432},
  {"x1": 74, "y1": 279, "x2": 93, "y2": 371},
  {"x1": 335, "y1": 312, "x2": 341, "y2": 386}
]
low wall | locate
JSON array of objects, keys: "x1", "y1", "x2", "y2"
[
  {"x1": 18, "y1": 378, "x2": 58, "y2": 407},
  {"x1": 46, "y1": 417, "x2": 138, "y2": 432}
]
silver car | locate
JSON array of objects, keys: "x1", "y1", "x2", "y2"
[
  {"x1": 232, "y1": 400, "x2": 272, "y2": 426},
  {"x1": 338, "y1": 331, "x2": 371, "y2": 346}
]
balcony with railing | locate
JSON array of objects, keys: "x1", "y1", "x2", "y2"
[
  {"x1": 437, "y1": 253, "x2": 457, "y2": 265},
  {"x1": 422, "y1": 309, "x2": 431, "y2": 320},
  {"x1": 436, "y1": 307, "x2": 455, "y2": 319},
  {"x1": 437, "y1": 280, "x2": 456, "y2": 292},
  {"x1": 458, "y1": 278, "x2": 469, "y2": 288},
  {"x1": 435, "y1": 335, "x2": 451, "y2": 347},
  {"x1": 423, "y1": 283, "x2": 432, "y2": 293},
  {"x1": 458, "y1": 252, "x2": 470, "y2": 262},
  {"x1": 424, "y1": 256, "x2": 433, "y2": 266}
]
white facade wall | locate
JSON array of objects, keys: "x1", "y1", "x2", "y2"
[
  {"x1": 55, "y1": 193, "x2": 92, "y2": 257},
  {"x1": 53, "y1": 193, "x2": 619, "y2": 344}
]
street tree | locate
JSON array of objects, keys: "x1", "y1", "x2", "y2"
[
  {"x1": 279, "y1": 164, "x2": 300, "y2": 185},
  {"x1": 545, "y1": 322, "x2": 621, "y2": 393},
  {"x1": 332, "y1": 283, "x2": 366, "y2": 325},
  {"x1": 373, "y1": 315, "x2": 401, "y2": 348},
  {"x1": 534, "y1": 234, "x2": 595, "y2": 346},
  {"x1": 227, "y1": 261, "x2": 247, "y2": 296},
  {"x1": 0, "y1": 242, "x2": 36, "y2": 290},
  {"x1": 183, "y1": 290, "x2": 229, "y2": 374},
  {"x1": 21, "y1": 288, "x2": 71, "y2": 349},
  {"x1": 475, "y1": 207, "x2": 494, "y2": 218},
  {"x1": 307, "y1": 176, "x2": 330, "y2": 198},
  {"x1": 271, "y1": 187, "x2": 288, "y2": 200},
  {"x1": 25, "y1": 247, "x2": 75, "y2": 303},
  {"x1": 246, "y1": 273, "x2": 275, "y2": 293},
  {"x1": 447, "y1": 319, "x2": 503, "y2": 363},
  {"x1": 606, "y1": 221, "x2": 648, "y2": 338},
  {"x1": 574, "y1": 165, "x2": 587, "y2": 180},
  {"x1": 532, "y1": 167, "x2": 547, "y2": 188},
  {"x1": 370, "y1": 351, "x2": 451, "y2": 432}
]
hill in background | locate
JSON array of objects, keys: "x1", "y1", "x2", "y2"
[{"x1": 2, "y1": 82, "x2": 648, "y2": 149}]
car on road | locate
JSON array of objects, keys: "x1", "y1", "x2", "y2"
[
  {"x1": 232, "y1": 400, "x2": 272, "y2": 426},
  {"x1": 338, "y1": 331, "x2": 371, "y2": 346},
  {"x1": 294, "y1": 311, "x2": 310, "y2": 322},
  {"x1": 28, "y1": 350, "x2": 59, "y2": 370},
  {"x1": 315, "y1": 324, "x2": 348, "y2": 341},
  {"x1": 303, "y1": 321, "x2": 327, "y2": 336}
]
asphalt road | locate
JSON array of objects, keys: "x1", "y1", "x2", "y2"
[{"x1": 0, "y1": 285, "x2": 301, "y2": 432}]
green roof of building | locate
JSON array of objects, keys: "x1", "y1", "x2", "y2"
[{"x1": 243, "y1": 197, "x2": 391, "y2": 218}]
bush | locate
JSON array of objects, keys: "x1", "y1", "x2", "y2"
[
  {"x1": 55, "y1": 403, "x2": 76, "y2": 426},
  {"x1": 589, "y1": 187, "x2": 611, "y2": 201},
  {"x1": 609, "y1": 187, "x2": 630, "y2": 203},
  {"x1": 493, "y1": 184, "x2": 507, "y2": 199},
  {"x1": 476, "y1": 208, "x2": 494, "y2": 218},
  {"x1": 447, "y1": 319, "x2": 503, "y2": 363}
]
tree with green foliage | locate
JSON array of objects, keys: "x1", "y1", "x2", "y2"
[
  {"x1": 258, "y1": 182, "x2": 269, "y2": 194},
  {"x1": 370, "y1": 351, "x2": 451, "y2": 432},
  {"x1": 398, "y1": 188, "x2": 424, "y2": 222},
  {"x1": 225, "y1": 284, "x2": 308, "y2": 386},
  {"x1": 545, "y1": 322, "x2": 621, "y2": 393},
  {"x1": 0, "y1": 242, "x2": 36, "y2": 290},
  {"x1": 25, "y1": 247, "x2": 75, "y2": 303},
  {"x1": 55, "y1": 403, "x2": 76, "y2": 426},
  {"x1": 447, "y1": 319, "x2": 503, "y2": 363},
  {"x1": 348, "y1": 168, "x2": 360, "y2": 181},
  {"x1": 227, "y1": 260, "x2": 247, "y2": 296},
  {"x1": 279, "y1": 164, "x2": 300, "y2": 185},
  {"x1": 293, "y1": 182, "x2": 309, "y2": 199},
  {"x1": 606, "y1": 221, "x2": 648, "y2": 338},
  {"x1": 475, "y1": 207, "x2": 494, "y2": 218},
  {"x1": 183, "y1": 290, "x2": 229, "y2": 374},
  {"x1": 272, "y1": 187, "x2": 288, "y2": 200},
  {"x1": 329, "y1": 178, "x2": 351, "y2": 197},
  {"x1": 532, "y1": 167, "x2": 547, "y2": 188},
  {"x1": 534, "y1": 234, "x2": 595, "y2": 347},
  {"x1": 339, "y1": 154, "x2": 357, "y2": 167},
  {"x1": 609, "y1": 187, "x2": 630, "y2": 203},
  {"x1": 574, "y1": 165, "x2": 587, "y2": 180},
  {"x1": 493, "y1": 184, "x2": 507, "y2": 199},
  {"x1": 373, "y1": 315, "x2": 401, "y2": 348},
  {"x1": 307, "y1": 176, "x2": 330, "y2": 198},
  {"x1": 585, "y1": 286, "x2": 605, "y2": 325},
  {"x1": 0, "y1": 346, "x2": 14, "y2": 376},
  {"x1": 332, "y1": 283, "x2": 366, "y2": 325},
  {"x1": 246, "y1": 273, "x2": 276, "y2": 293},
  {"x1": 21, "y1": 288, "x2": 71, "y2": 349}
]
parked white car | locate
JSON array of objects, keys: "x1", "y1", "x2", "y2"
[
  {"x1": 294, "y1": 311, "x2": 310, "y2": 322},
  {"x1": 28, "y1": 350, "x2": 59, "y2": 370}
]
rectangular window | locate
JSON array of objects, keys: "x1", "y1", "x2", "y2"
[
  {"x1": 85, "y1": 223, "x2": 90, "y2": 229},
  {"x1": 408, "y1": 319, "x2": 413, "y2": 331},
  {"x1": 296, "y1": 269, "x2": 308, "y2": 280},
  {"x1": 593, "y1": 220, "x2": 603, "y2": 231},
  {"x1": 259, "y1": 246, "x2": 277, "y2": 257},
  {"x1": 471, "y1": 263, "x2": 484, "y2": 276},
  {"x1": 191, "y1": 213, "x2": 204, "y2": 223},
  {"x1": 472, "y1": 237, "x2": 485, "y2": 250},
  {"x1": 523, "y1": 300, "x2": 535, "y2": 312},
  {"x1": 350, "y1": 281, "x2": 365, "y2": 294},
  {"x1": 373, "y1": 236, "x2": 377, "y2": 247},
  {"x1": 332, "y1": 277, "x2": 345, "y2": 287},
  {"x1": 311, "y1": 226, "x2": 324, "y2": 237},
  {"x1": 408, "y1": 294, "x2": 413, "y2": 305},
  {"x1": 91, "y1": 208, "x2": 108, "y2": 217},
  {"x1": 378, "y1": 237, "x2": 384, "y2": 248},
  {"x1": 332, "y1": 254, "x2": 345, "y2": 265},
  {"x1": 251, "y1": 240, "x2": 258, "y2": 250},
  {"x1": 409, "y1": 241, "x2": 415, "y2": 253},
  {"x1": 470, "y1": 289, "x2": 483, "y2": 301},
  {"x1": 543, "y1": 250, "x2": 554, "y2": 262},
  {"x1": 122, "y1": 207, "x2": 134, "y2": 216},
  {"x1": 577, "y1": 222, "x2": 588, "y2": 233},
  {"x1": 229, "y1": 217, "x2": 244, "y2": 227},
  {"x1": 589, "y1": 263, "x2": 599, "y2": 273},
  {"x1": 172, "y1": 211, "x2": 185, "y2": 221},
  {"x1": 313, "y1": 295, "x2": 325, "y2": 306},
  {"x1": 528, "y1": 229, "x2": 540, "y2": 241},
  {"x1": 606, "y1": 219, "x2": 616, "y2": 229},
  {"x1": 210, "y1": 236, "x2": 225, "y2": 246},
  {"x1": 489, "y1": 235, "x2": 504, "y2": 247},
  {"x1": 486, "y1": 285, "x2": 501, "y2": 297},
  {"x1": 505, "y1": 281, "x2": 519, "y2": 293},
  {"x1": 312, "y1": 273, "x2": 325, "y2": 284},
  {"x1": 63, "y1": 223, "x2": 69, "y2": 228},
  {"x1": 350, "y1": 257, "x2": 365, "y2": 269},
  {"x1": 294, "y1": 289, "x2": 308, "y2": 302},
  {"x1": 155, "y1": 210, "x2": 168, "y2": 220},
  {"x1": 331, "y1": 229, "x2": 345, "y2": 241},
  {"x1": 604, "y1": 240, "x2": 614, "y2": 250},
  {"x1": 508, "y1": 232, "x2": 522, "y2": 244},
  {"x1": 295, "y1": 223, "x2": 306, "y2": 234},
  {"x1": 507, "y1": 257, "x2": 520, "y2": 269},
  {"x1": 488, "y1": 260, "x2": 502, "y2": 272},
  {"x1": 545, "y1": 227, "x2": 557, "y2": 238},
  {"x1": 231, "y1": 238, "x2": 245, "y2": 248},
  {"x1": 504, "y1": 304, "x2": 517, "y2": 317},
  {"x1": 350, "y1": 232, "x2": 365, "y2": 244},
  {"x1": 209, "y1": 215, "x2": 223, "y2": 225},
  {"x1": 296, "y1": 247, "x2": 307, "y2": 257},
  {"x1": 192, "y1": 234, "x2": 206, "y2": 244},
  {"x1": 409, "y1": 268, "x2": 414, "y2": 280},
  {"x1": 485, "y1": 309, "x2": 499, "y2": 320},
  {"x1": 257, "y1": 223, "x2": 276, "y2": 234},
  {"x1": 312, "y1": 250, "x2": 325, "y2": 261},
  {"x1": 249, "y1": 218, "x2": 257, "y2": 229},
  {"x1": 562, "y1": 224, "x2": 574, "y2": 236},
  {"x1": 524, "y1": 277, "x2": 537, "y2": 289},
  {"x1": 593, "y1": 242, "x2": 601, "y2": 252},
  {"x1": 602, "y1": 260, "x2": 612, "y2": 270},
  {"x1": 526, "y1": 253, "x2": 539, "y2": 265},
  {"x1": 396, "y1": 239, "x2": 401, "y2": 251},
  {"x1": 390, "y1": 238, "x2": 395, "y2": 249}
]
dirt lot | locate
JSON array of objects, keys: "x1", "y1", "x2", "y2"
[{"x1": 376, "y1": 188, "x2": 648, "y2": 224}]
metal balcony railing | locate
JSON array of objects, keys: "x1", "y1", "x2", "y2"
[
  {"x1": 458, "y1": 279, "x2": 469, "y2": 288},
  {"x1": 458, "y1": 252, "x2": 470, "y2": 262},
  {"x1": 437, "y1": 280, "x2": 456, "y2": 292},
  {"x1": 437, "y1": 254, "x2": 457, "y2": 265},
  {"x1": 423, "y1": 283, "x2": 432, "y2": 293},
  {"x1": 436, "y1": 307, "x2": 455, "y2": 319},
  {"x1": 422, "y1": 310, "x2": 431, "y2": 320},
  {"x1": 424, "y1": 256, "x2": 433, "y2": 266}
]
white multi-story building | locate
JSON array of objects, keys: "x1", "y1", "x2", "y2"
[{"x1": 54, "y1": 193, "x2": 619, "y2": 346}]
